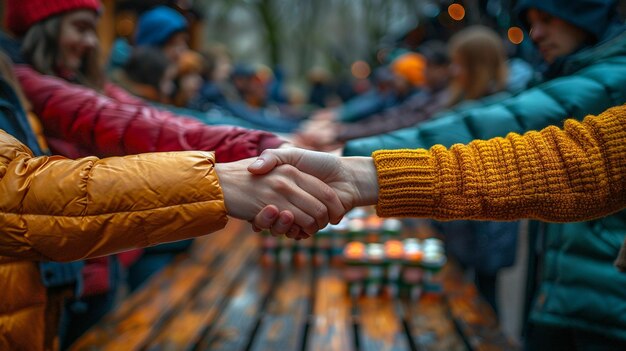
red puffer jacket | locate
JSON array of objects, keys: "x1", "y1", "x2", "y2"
[{"x1": 14, "y1": 65, "x2": 284, "y2": 161}]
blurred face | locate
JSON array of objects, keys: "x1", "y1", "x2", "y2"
[
  {"x1": 527, "y1": 9, "x2": 592, "y2": 64},
  {"x1": 178, "y1": 72, "x2": 203, "y2": 101},
  {"x1": 58, "y1": 10, "x2": 99, "y2": 73},
  {"x1": 163, "y1": 32, "x2": 189, "y2": 62},
  {"x1": 424, "y1": 62, "x2": 450, "y2": 90},
  {"x1": 213, "y1": 55, "x2": 233, "y2": 82},
  {"x1": 449, "y1": 52, "x2": 467, "y2": 86},
  {"x1": 160, "y1": 64, "x2": 178, "y2": 98}
]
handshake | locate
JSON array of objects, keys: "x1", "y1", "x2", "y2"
[{"x1": 215, "y1": 148, "x2": 379, "y2": 240}]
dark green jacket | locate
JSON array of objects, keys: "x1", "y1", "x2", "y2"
[{"x1": 344, "y1": 27, "x2": 626, "y2": 340}]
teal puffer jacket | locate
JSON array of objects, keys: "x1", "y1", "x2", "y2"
[
  {"x1": 531, "y1": 214, "x2": 626, "y2": 340},
  {"x1": 344, "y1": 29, "x2": 626, "y2": 340}
]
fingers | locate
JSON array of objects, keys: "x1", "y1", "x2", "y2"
[
  {"x1": 247, "y1": 149, "x2": 288, "y2": 175},
  {"x1": 251, "y1": 205, "x2": 280, "y2": 232},
  {"x1": 248, "y1": 148, "x2": 338, "y2": 181},
  {"x1": 252, "y1": 208, "x2": 311, "y2": 241},
  {"x1": 275, "y1": 166, "x2": 339, "y2": 233},
  {"x1": 293, "y1": 170, "x2": 344, "y2": 224},
  {"x1": 270, "y1": 211, "x2": 295, "y2": 236}
]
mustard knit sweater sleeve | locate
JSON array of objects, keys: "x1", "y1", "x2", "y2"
[{"x1": 373, "y1": 104, "x2": 626, "y2": 222}]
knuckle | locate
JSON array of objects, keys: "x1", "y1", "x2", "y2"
[
  {"x1": 281, "y1": 165, "x2": 298, "y2": 177},
  {"x1": 313, "y1": 203, "x2": 328, "y2": 221},
  {"x1": 321, "y1": 186, "x2": 337, "y2": 204},
  {"x1": 272, "y1": 178, "x2": 290, "y2": 192},
  {"x1": 302, "y1": 217, "x2": 319, "y2": 234}
]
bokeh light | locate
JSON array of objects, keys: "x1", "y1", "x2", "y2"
[
  {"x1": 351, "y1": 60, "x2": 371, "y2": 79},
  {"x1": 448, "y1": 4, "x2": 465, "y2": 21},
  {"x1": 508, "y1": 26, "x2": 524, "y2": 44}
]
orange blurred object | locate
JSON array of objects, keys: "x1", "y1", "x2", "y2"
[
  {"x1": 384, "y1": 240, "x2": 404, "y2": 259},
  {"x1": 448, "y1": 4, "x2": 465, "y2": 21},
  {"x1": 344, "y1": 241, "x2": 366, "y2": 260},
  {"x1": 390, "y1": 52, "x2": 426, "y2": 86},
  {"x1": 405, "y1": 250, "x2": 423, "y2": 262},
  {"x1": 351, "y1": 60, "x2": 371, "y2": 80},
  {"x1": 508, "y1": 27, "x2": 524, "y2": 44},
  {"x1": 365, "y1": 216, "x2": 383, "y2": 230}
]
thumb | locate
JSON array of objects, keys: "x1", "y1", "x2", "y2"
[{"x1": 247, "y1": 150, "x2": 286, "y2": 175}]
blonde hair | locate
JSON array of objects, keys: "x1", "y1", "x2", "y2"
[
  {"x1": 21, "y1": 16, "x2": 104, "y2": 90},
  {"x1": 447, "y1": 26, "x2": 508, "y2": 106}
]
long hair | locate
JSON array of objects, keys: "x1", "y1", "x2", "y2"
[
  {"x1": 20, "y1": 16, "x2": 104, "y2": 90},
  {"x1": 0, "y1": 52, "x2": 31, "y2": 110},
  {"x1": 447, "y1": 26, "x2": 508, "y2": 106}
]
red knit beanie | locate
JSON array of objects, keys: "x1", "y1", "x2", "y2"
[{"x1": 5, "y1": 0, "x2": 101, "y2": 36}]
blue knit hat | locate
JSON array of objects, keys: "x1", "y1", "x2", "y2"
[{"x1": 135, "y1": 6, "x2": 188, "y2": 47}]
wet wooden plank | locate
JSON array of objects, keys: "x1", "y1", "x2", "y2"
[
  {"x1": 194, "y1": 267, "x2": 274, "y2": 351},
  {"x1": 186, "y1": 220, "x2": 255, "y2": 263},
  {"x1": 69, "y1": 221, "x2": 245, "y2": 351},
  {"x1": 72, "y1": 220, "x2": 517, "y2": 351},
  {"x1": 249, "y1": 267, "x2": 312, "y2": 351},
  {"x1": 307, "y1": 268, "x2": 355, "y2": 351},
  {"x1": 355, "y1": 296, "x2": 410, "y2": 351},
  {"x1": 404, "y1": 295, "x2": 465, "y2": 351},
  {"x1": 143, "y1": 232, "x2": 258, "y2": 350},
  {"x1": 442, "y1": 263, "x2": 521, "y2": 351}
]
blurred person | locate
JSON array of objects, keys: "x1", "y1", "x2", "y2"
[
  {"x1": 308, "y1": 53, "x2": 425, "y2": 125},
  {"x1": 188, "y1": 53, "x2": 302, "y2": 133},
  {"x1": 340, "y1": 0, "x2": 626, "y2": 349},
  {"x1": 299, "y1": 26, "x2": 509, "y2": 151},
  {"x1": 307, "y1": 66, "x2": 341, "y2": 108},
  {"x1": 134, "y1": 5, "x2": 189, "y2": 63},
  {"x1": 268, "y1": 64, "x2": 290, "y2": 105},
  {"x1": 231, "y1": 64, "x2": 268, "y2": 108},
  {"x1": 187, "y1": 44, "x2": 239, "y2": 110},
  {"x1": 118, "y1": 46, "x2": 177, "y2": 104},
  {"x1": 119, "y1": 46, "x2": 258, "y2": 130},
  {"x1": 297, "y1": 40, "x2": 450, "y2": 150},
  {"x1": 172, "y1": 50, "x2": 204, "y2": 108},
  {"x1": 445, "y1": 26, "x2": 508, "y2": 106},
  {"x1": 4, "y1": 0, "x2": 286, "y2": 345}
]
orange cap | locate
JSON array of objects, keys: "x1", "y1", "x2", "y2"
[{"x1": 390, "y1": 52, "x2": 426, "y2": 87}]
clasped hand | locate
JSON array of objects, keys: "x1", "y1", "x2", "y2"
[{"x1": 215, "y1": 149, "x2": 378, "y2": 239}]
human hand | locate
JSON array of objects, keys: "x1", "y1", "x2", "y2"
[
  {"x1": 294, "y1": 119, "x2": 342, "y2": 151},
  {"x1": 215, "y1": 157, "x2": 345, "y2": 239},
  {"x1": 310, "y1": 108, "x2": 338, "y2": 122},
  {"x1": 247, "y1": 148, "x2": 379, "y2": 233}
]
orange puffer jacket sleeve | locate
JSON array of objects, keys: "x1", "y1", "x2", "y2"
[{"x1": 0, "y1": 130, "x2": 228, "y2": 262}]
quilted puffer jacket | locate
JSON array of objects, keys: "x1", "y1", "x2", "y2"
[
  {"x1": 0, "y1": 129, "x2": 229, "y2": 350},
  {"x1": 14, "y1": 65, "x2": 283, "y2": 161}
]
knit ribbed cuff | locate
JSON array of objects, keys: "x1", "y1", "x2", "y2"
[{"x1": 372, "y1": 149, "x2": 436, "y2": 218}]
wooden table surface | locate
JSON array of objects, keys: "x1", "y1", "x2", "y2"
[{"x1": 70, "y1": 220, "x2": 519, "y2": 351}]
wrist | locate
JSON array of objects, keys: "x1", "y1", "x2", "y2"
[
  {"x1": 214, "y1": 162, "x2": 240, "y2": 218},
  {"x1": 343, "y1": 157, "x2": 378, "y2": 207}
]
